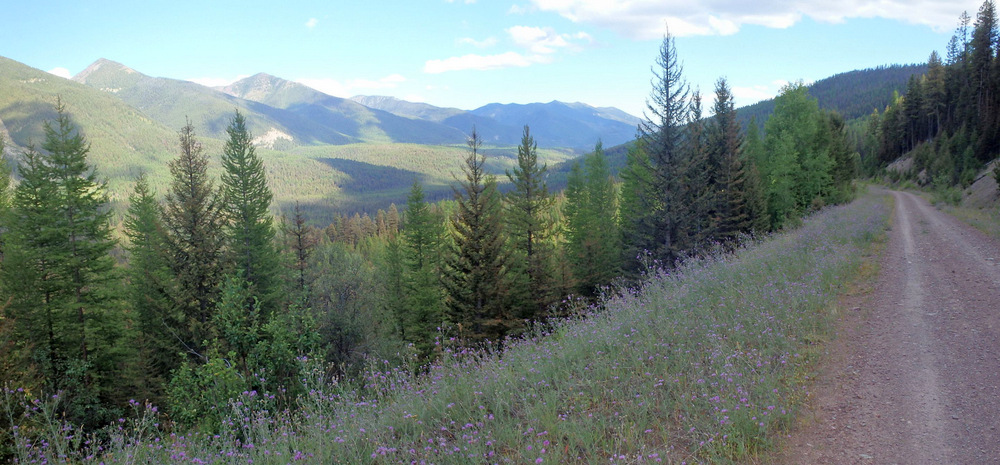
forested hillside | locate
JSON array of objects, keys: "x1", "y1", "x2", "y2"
[
  {"x1": 738, "y1": 64, "x2": 928, "y2": 127},
  {"x1": 862, "y1": 2, "x2": 1000, "y2": 194}
]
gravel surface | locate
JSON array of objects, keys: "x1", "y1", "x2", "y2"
[{"x1": 774, "y1": 190, "x2": 1000, "y2": 464}]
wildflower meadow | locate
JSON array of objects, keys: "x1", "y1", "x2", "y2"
[{"x1": 3, "y1": 192, "x2": 891, "y2": 464}]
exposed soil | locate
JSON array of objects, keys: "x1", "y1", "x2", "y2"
[{"x1": 773, "y1": 190, "x2": 1000, "y2": 464}]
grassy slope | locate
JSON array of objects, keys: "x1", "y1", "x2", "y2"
[{"x1": 10, "y1": 191, "x2": 891, "y2": 464}]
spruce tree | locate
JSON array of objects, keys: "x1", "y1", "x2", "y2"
[
  {"x1": 504, "y1": 126, "x2": 555, "y2": 319},
  {"x1": 400, "y1": 181, "x2": 446, "y2": 356},
  {"x1": 564, "y1": 141, "x2": 620, "y2": 296},
  {"x1": 442, "y1": 129, "x2": 512, "y2": 345},
  {"x1": 622, "y1": 32, "x2": 691, "y2": 270},
  {"x1": 4, "y1": 102, "x2": 120, "y2": 427},
  {"x1": 681, "y1": 90, "x2": 712, "y2": 248},
  {"x1": 283, "y1": 201, "x2": 318, "y2": 304},
  {"x1": 708, "y1": 78, "x2": 753, "y2": 245},
  {"x1": 221, "y1": 110, "x2": 281, "y2": 314},
  {"x1": 162, "y1": 120, "x2": 225, "y2": 354},
  {"x1": 123, "y1": 173, "x2": 178, "y2": 398},
  {"x1": 619, "y1": 140, "x2": 656, "y2": 271}
]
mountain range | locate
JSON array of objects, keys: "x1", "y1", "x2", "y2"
[
  {"x1": 0, "y1": 55, "x2": 924, "y2": 219},
  {"x1": 0, "y1": 55, "x2": 633, "y2": 218},
  {"x1": 69, "y1": 58, "x2": 641, "y2": 151}
]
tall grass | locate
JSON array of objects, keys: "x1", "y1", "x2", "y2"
[{"x1": 3, "y1": 193, "x2": 890, "y2": 464}]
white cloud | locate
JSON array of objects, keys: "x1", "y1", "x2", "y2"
[
  {"x1": 424, "y1": 52, "x2": 546, "y2": 73},
  {"x1": 508, "y1": 4, "x2": 529, "y2": 14},
  {"x1": 306, "y1": 18, "x2": 319, "y2": 29},
  {"x1": 187, "y1": 75, "x2": 249, "y2": 87},
  {"x1": 528, "y1": 0, "x2": 982, "y2": 39},
  {"x1": 507, "y1": 26, "x2": 592, "y2": 54},
  {"x1": 730, "y1": 79, "x2": 799, "y2": 107},
  {"x1": 295, "y1": 74, "x2": 408, "y2": 97},
  {"x1": 47, "y1": 67, "x2": 72, "y2": 79},
  {"x1": 731, "y1": 85, "x2": 777, "y2": 105},
  {"x1": 458, "y1": 36, "x2": 498, "y2": 48}
]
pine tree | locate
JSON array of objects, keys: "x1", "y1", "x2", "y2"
[
  {"x1": 162, "y1": 120, "x2": 225, "y2": 355},
  {"x1": 221, "y1": 110, "x2": 281, "y2": 314},
  {"x1": 4, "y1": 102, "x2": 120, "y2": 427},
  {"x1": 925, "y1": 51, "x2": 947, "y2": 138},
  {"x1": 825, "y1": 113, "x2": 860, "y2": 203},
  {"x1": 400, "y1": 181, "x2": 446, "y2": 356},
  {"x1": 708, "y1": 78, "x2": 753, "y2": 245},
  {"x1": 682, "y1": 90, "x2": 712, "y2": 247},
  {"x1": 504, "y1": 126, "x2": 555, "y2": 319},
  {"x1": 283, "y1": 201, "x2": 319, "y2": 304},
  {"x1": 563, "y1": 141, "x2": 620, "y2": 296},
  {"x1": 442, "y1": 129, "x2": 512, "y2": 345},
  {"x1": 123, "y1": 173, "x2": 179, "y2": 400},
  {"x1": 622, "y1": 32, "x2": 691, "y2": 269},
  {"x1": 970, "y1": 1, "x2": 997, "y2": 121},
  {"x1": 619, "y1": 140, "x2": 656, "y2": 271}
]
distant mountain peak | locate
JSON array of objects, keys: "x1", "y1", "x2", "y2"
[
  {"x1": 73, "y1": 58, "x2": 137, "y2": 83},
  {"x1": 220, "y1": 73, "x2": 309, "y2": 102}
]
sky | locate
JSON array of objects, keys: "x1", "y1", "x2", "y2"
[{"x1": 0, "y1": 0, "x2": 988, "y2": 118}]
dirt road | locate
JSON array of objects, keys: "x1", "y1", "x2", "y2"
[{"x1": 776, "y1": 190, "x2": 1000, "y2": 464}]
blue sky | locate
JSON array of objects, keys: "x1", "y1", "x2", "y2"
[{"x1": 0, "y1": 0, "x2": 986, "y2": 118}]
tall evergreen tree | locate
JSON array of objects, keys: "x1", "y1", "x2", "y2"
[
  {"x1": 4, "y1": 102, "x2": 120, "y2": 427},
  {"x1": 282, "y1": 201, "x2": 318, "y2": 305},
  {"x1": 563, "y1": 141, "x2": 620, "y2": 296},
  {"x1": 162, "y1": 120, "x2": 225, "y2": 355},
  {"x1": 925, "y1": 51, "x2": 947, "y2": 138},
  {"x1": 220, "y1": 110, "x2": 281, "y2": 314},
  {"x1": 505, "y1": 126, "x2": 555, "y2": 319},
  {"x1": 618, "y1": 140, "x2": 656, "y2": 271},
  {"x1": 400, "y1": 181, "x2": 446, "y2": 356},
  {"x1": 708, "y1": 78, "x2": 754, "y2": 244},
  {"x1": 970, "y1": 1, "x2": 997, "y2": 120},
  {"x1": 681, "y1": 90, "x2": 712, "y2": 247},
  {"x1": 442, "y1": 129, "x2": 512, "y2": 345},
  {"x1": 622, "y1": 32, "x2": 691, "y2": 269},
  {"x1": 825, "y1": 112, "x2": 860, "y2": 203},
  {"x1": 123, "y1": 173, "x2": 178, "y2": 401}
]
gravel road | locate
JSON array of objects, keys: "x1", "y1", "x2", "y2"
[{"x1": 775, "y1": 190, "x2": 1000, "y2": 464}]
